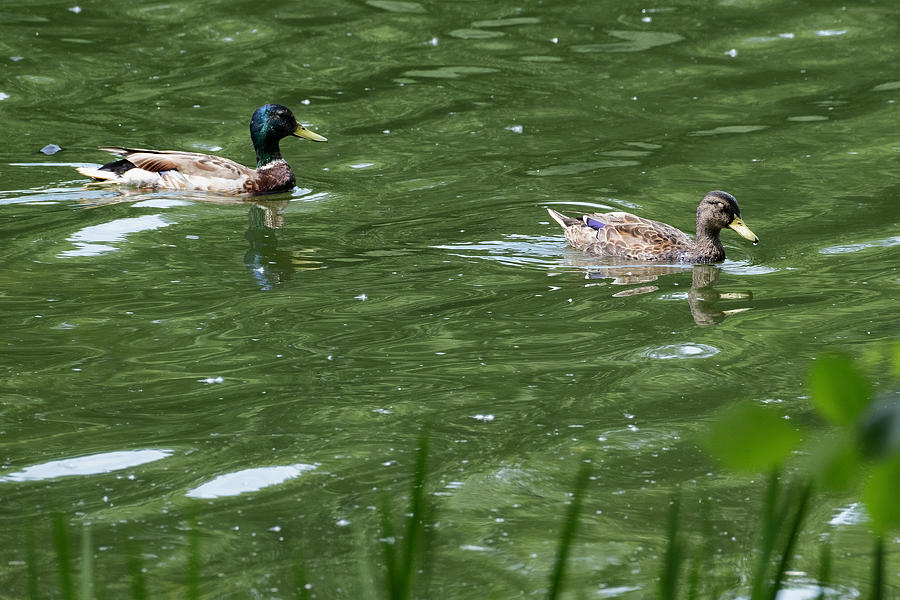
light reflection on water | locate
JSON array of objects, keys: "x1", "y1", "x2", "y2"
[
  {"x1": 185, "y1": 464, "x2": 318, "y2": 499},
  {"x1": 641, "y1": 343, "x2": 720, "y2": 360},
  {"x1": 0, "y1": 449, "x2": 171, "y2": 482},
  {"x1": 59, "y1": 214, "x2": 174, "y2": 257}
]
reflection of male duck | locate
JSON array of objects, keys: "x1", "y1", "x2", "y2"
[
  {"x1": 74, "y1": 194, "x2": 323, "y2": 290},
  {"x1": 244, "y1": 202, "x2": 323, "y2": 291}
]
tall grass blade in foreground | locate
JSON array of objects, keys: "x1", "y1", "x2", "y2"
[
  {"x1": 766, "y1": 483, "x2": 812, "y2": 600},
  {"x1": 80, "y1": 524, "x2": 94, "y2": 600},
  {"x1": 659, "y1": 495, "x2": 683, "y2": 600},
  {"x1": 379, "y1": 494, "x2": 400, "y2": 599},
  {"x1": 52, "y1": 513, "x2": 76, "y2": 600},
  {"x1": 547, "y1": 461, "x2": 592, "y2": 600},
  {"x1": 380, "y1": 431, "x2": 432, "y2": 600},
  {"x1": 355, "y1": 527, "x2": 379, "y2": 600},
  {"x1": 750, "y1": 470, "x2": 780, "y2": 600},
  {"x1": 816, "y1": 542, "x2": 831, "y2": 600},
  {"x1": 870, "y1": 536, "x2": 884, "y2": 600},
  {"x1": 126, "y1": 537, "x2": 147, "y2": 600},
  {"x1": 746, "y1": 475, "x2": 814, "y2": 600}
]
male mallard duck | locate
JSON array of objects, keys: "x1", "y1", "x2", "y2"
[
  {"x1": 76, "y1": 104, "x2": 326, "y2": 194},
  {"x1": 546, "y1": 190, "x2": 758, "y2": 263}
]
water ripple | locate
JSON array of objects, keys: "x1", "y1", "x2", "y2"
[
  {"x1": 819, "y1": 235, "x2": 900, "y2": 255},
  {"x1": 570, "y1": 30, "x2": 683, "y2": 53},
  {"x1": 641, "y1": 343, "x2": 721, "y2": 360}
]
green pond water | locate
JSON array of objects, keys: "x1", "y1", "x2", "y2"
[{"x1": 1, "y1": 0, "x2": 899, "y2": 597}]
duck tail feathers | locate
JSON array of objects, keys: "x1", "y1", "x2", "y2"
[
  {"x1": 76, "y1": 166, "x2": 118, "y2": 181},
  {"x1": 97, "y1": 146, "x2": 131, "y2": 156},
  {"x1": 546, "y1": 207, "x2": 581, "y2": 229}
]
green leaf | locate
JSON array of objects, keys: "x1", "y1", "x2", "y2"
[
  {"x1": 863, "y1": 454, "x2": 900, "y2": 533},
  {"x1": 810, "y1": 433, "x2": 860, "y2": 491},
  {"x1": 808, "y1": 355, "x2": 870, "y2": 426},
  {"x1": 704, "y1": 403, "x2": 801, "y2": 472}
]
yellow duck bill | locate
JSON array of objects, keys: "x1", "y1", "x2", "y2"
[
  {"x1": 728, "y1": 217, "x2": 759, "y2": 244},
  {"x1": 293, "y1": 125, "x2": 327, "y2": 142}
]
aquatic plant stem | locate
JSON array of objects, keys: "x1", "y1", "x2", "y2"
[
  {"x1": 816, "y1": 542, "x2": 831, "y2": 600},
  {"x1": 52, "y1": 513, "x2": 75, "y2": 600},
  {"x1": 80, "y1": 524, "x2": 94, "y2": 600},
  {"x1": 659, "y1": 495, "x2": 683, "y2": 600},
  {"x1": 547, "y1": 461, "x2": 592, "y2": 600},
  {"x1": 380, "y1": 430, "x2": 432, "y2": 600},
  {"x1": 401, "y1": 433, "x2": 429, "y2": 596},
  {"x1": 870, "y1": 536, "x2": 884, "y2": 600},
  {"x1": 126, "y1": 537, "x2": 147, "y2": 600},
  {"x1": 750, "y1": 470, "x2": 780, "y2": 600},
  {"x1": 768, "y1": 483, "x2": 812, "y2": 600}
]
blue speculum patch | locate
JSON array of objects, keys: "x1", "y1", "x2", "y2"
[{"x1": 585, "y1": 217, "x2": 605, "y2": 229}]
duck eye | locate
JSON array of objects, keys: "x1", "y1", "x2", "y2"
[{"x1": 716, "y1": 202, "x2": 725, "y2": 209}]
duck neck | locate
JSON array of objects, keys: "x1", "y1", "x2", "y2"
[
  {"x1": 254, "y1": 137, "x2": 283, "y2": 168},
  {"x1": 694, "y1": 224, "x2": 725, "y2": 263}
]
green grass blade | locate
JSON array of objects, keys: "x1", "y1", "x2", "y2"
[
  {"x1": 690, "y1": 501, "x2": 718, "y2": 599},
  {"x1": 380, "y1": 492, "x2": 400, "y2": 599},
  {"x1": 686, "y1": 553, "x2": 700, "y2": 600},
  {"x1": 547, "y1": 461, "x2": 592, "y2": 600},
  {"x1": 355, "y1": 526, "x2": 378, "y2": 600},
  {"x1": 767, "y1": 483, "x2": 812, "y2": 600},
  {"x1": 816, "y1": 542, "x2": 831, "y2": 600},
  {"x1": 379, "y1": 430, "x2": 433, "y2": 600},
  {"x1": 869, "y1": 536, "x2": 884, "y2": 600},
  {"x1": 125, "y1": 537, "x2": 147, "y2": 600},
  {"x1": 659, "y1": 495, "x2": 682, "y2": 600},
  {"x1": 751, "y1": 470, "x2": 780, "y2": 600},
  {"x1": 399, "y1": 432, "x2": 429, "y2": 598},
  {"x1": 52, "y1": 513, "x2": 75, "y2": 600},
  {"x1": 80, "y1": 524, "x2": 94, "y2": 600}
]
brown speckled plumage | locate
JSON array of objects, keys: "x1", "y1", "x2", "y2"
[{"x1": 547, "y1": 190, "x2": 758, "y2": 264}]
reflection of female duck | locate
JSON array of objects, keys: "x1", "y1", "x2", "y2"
[
  {"x1": 687, "y1": 265, "x2": 752, "y2": 325},
  {"x1": 573, "y1": 262, "x2": 752, "y2": 325},
  {"x1": 547, "y1": 191, "x2": 758, "y2": 263},
  {"x1": 76, "y1": 104, "x2": 326, "y2": 194}
]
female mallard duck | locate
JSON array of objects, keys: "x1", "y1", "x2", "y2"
[
  {"x1": 76, "y1": 104, "x2": 326, "y2": 194},
  {"x1": 547, "y1": 190, "x2": 758, "y2": 263}
]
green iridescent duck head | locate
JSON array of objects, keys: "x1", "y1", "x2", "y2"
[{"x1": 250, "y1": 104, "x2": 327, "y2": 168}]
